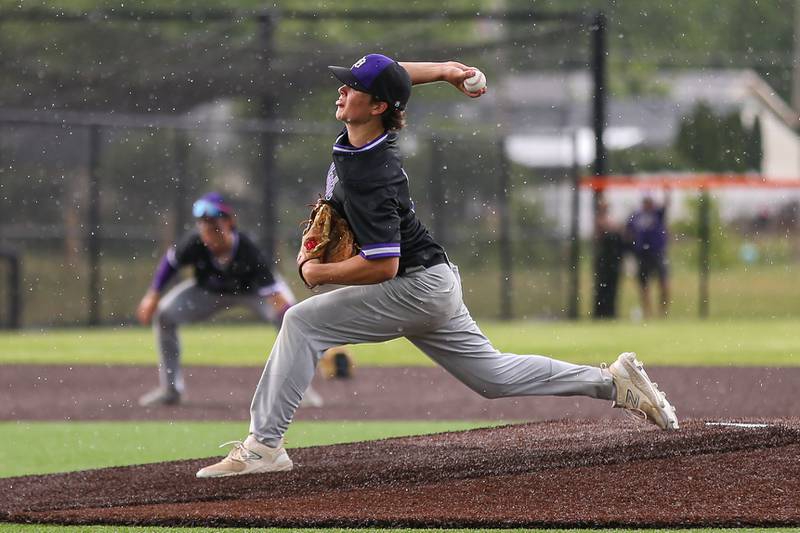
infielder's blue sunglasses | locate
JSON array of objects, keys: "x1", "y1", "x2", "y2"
[{"x1": 192, "y1": 199, "x2": 228, "y2": 219}]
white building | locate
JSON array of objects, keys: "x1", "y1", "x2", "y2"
[{"x1": 449, "y1": 69, "x2": 800, "y2": 236}]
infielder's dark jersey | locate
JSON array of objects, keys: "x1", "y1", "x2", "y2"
[
  {"x1": 324, "y1": 129, "x2": 446, "y2": 274},
  {"x1": 154, "y1": 229, "x2": 278, "y2": 295}
]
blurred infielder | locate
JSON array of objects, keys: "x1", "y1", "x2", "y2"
[
  {"x1": 136, "y1": 192, "x2": 323, "y2": 408},
  {"x1": 197, "y1": 55, "x2": 678, "y2": 478}
]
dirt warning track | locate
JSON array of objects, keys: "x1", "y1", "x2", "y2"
[{"x1": 2, "y1": 419, "x2": 799, "y2": 528}]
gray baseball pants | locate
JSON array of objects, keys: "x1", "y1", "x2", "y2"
[
  {"x1": 250, "y1": 263, "x2": 614, "y2": 446},
  {"x1": 154, "y1": 278, "x2": 294, "y2": 392}
]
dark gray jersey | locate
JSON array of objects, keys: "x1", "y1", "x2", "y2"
[
  {"x1": 324, "y1": 129, "x2": 445, "y2": 274},
  {"x1": 168, "y1": 230, "x2": 277, "y2": 295}
]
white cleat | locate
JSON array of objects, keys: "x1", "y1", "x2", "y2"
[
  {"x1": 196, "y1": 435, "x2": 293, "y2": 478},
  {"x1": 138, "y1": 387, "x2": 181, "y2": 407},
  {"x1": 299, "y1": 386, "x2": 324, "y2": 408},
  {"x1": 607, "y1": 352, "x2": 679, "y2": 431}
]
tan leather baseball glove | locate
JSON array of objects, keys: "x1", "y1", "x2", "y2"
[{"x1": 297, "y1": 199, "x2": 358, "y2": 287}]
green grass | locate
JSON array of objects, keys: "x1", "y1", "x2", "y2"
[
  {"x1": 0, "y1": 420, "x2": 500, "y2": 478},
  {"x1": 6, "y1": 234, "x2": 800, "y2": 327},
  {"x1": 608, "y1": 261, "x2": 800, "y2": 322},
  {"x1": 1, "y1": 318, "x2": 797, "y2": 367}
]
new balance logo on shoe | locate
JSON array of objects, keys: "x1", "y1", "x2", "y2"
[
  {"x1": 608, "y1": 352, "x2": 679, "y2": 431},
  {"x1": 236, "y1": 446, "x2": 263, "y2": 461},
  {"x1": 625, "y1": 388, "x2": 640, "y2": 409}
]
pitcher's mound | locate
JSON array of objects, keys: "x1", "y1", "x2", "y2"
[{"x1": 3, "y1": 418, "x2": 799, "y2": 528}]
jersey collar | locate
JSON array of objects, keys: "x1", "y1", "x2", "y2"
[
  {"x1": 333, "y1": 129, "x2": 390, "y2": 154},
  {"x1": 209, "y1": 230, "x2": 239, "y2": 270}
]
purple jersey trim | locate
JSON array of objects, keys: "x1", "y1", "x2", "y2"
[
  {"x1": 257, "y1": 282, "x2": 281, "y2": 297},
  {"x1": 151, "y1": 254, "x2": 178, "y2": 291},
  {"x1": 360, "y1": 243, "x2": 401, "y2": 259},
  {"x1": 333, "y1": 132, "x2": 389, "y2": 153},
  {"x1": 166, "y1": 247, "x2": 179, "y2": 268}
]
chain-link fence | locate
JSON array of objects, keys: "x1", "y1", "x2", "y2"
[
  {"x1": 1, "y1": 114, "x2": 583, "y2": 326},
  {"x1": 0, "y1": 8, "x2": 600, "y2": 327},
  {"x1": 4, "y1": 8, "x2": 797, "y2": 328}
]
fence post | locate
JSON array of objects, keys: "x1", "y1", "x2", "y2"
[
  {"x1": 0, "y1": 248, "x2": 21, "y2": 329},
  {"x1": 173, "y1": 130, "x2": 189, "y2": 235},
  {"x1": 590, "y1": 11, "x2": 607, "y2": 184},
  {"x1": 698, "y1": 189, "x2": 710, "y2": 318},
  {"x1": 567, "y1": 131, "x2": 581, "y2": 320},
  {"x1": 590, "y1": 12, "x2": 607, "y2": 319},
  {"x1": 497, "y1": 140, "x2": 513, "y2": 321},
  {"x1": 258, "y1": 11, "x2": 278, "y2": 261},
  {"x1": 87, "y1": 124, "x2": 102, "y2": 326}
]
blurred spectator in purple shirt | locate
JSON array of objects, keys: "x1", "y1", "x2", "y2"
[{"x1": 626, "y1": 189, "x2": 671, "y2": 318}]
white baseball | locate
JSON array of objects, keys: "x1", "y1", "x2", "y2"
[{"x1": 463, "y1": 69, "x2": 486, "y2": 92}]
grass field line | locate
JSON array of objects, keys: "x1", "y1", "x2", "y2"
[
  {"x1": 0, "y1": 318, "x2": 797, "y2": 367},
  {"x1": 0, "y1": 420, "x2": 504, "y2": 478}
]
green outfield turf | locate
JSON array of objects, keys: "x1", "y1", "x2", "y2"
[
  {"x1": 0, "y1": 420, "x2": 501, "y2": 478},
  {"x1": 0, "y1": 318, "x2": 797, "y2": 367}
]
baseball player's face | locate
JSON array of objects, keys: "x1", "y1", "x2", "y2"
[
  {"x1": 197, "y1": 217, "x2": 233, "y2": 254},
  {"x1": 335, "y1": 85, "x2": 383, "y2": 124}
]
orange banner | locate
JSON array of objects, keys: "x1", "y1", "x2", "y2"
[{"x1": 580, "y1": 174, "x2": 800, "y2": 190}]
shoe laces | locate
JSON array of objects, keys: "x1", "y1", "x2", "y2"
[
  {"x1": 218, "y1": 440, "x2": 260, "y2": 462},
  {"x1": 622, "y1": 406, "x2": 649, "y2": 424},
  {"x1": 621, "y1": 382, "x2": 677, "y2": 428}
]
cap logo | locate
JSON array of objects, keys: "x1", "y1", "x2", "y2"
[{"x1": 330, "y1": 53, "x2": 409, "y2": 109}]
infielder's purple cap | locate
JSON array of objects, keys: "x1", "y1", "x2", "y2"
[
  {"x1": 192, "y1": 192, "x2": 233, "y2": 219},
  {"x1": 329, "y1": 53, "x2": 412, "y2": 111}
]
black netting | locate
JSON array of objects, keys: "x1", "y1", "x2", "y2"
[{"x1": 0, "y1": 9, "x2": 592, "y2": 326}]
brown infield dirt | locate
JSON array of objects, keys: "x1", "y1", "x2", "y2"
[
  {"x1": 2, "y1": 419, "x2": 800, "y2": 528},
  {"x1": 4, "y1": 364, "x2": 800, "y2": 421},
  {"x1": 2, "y1": 364, "x2": 800, "y2": 528}
]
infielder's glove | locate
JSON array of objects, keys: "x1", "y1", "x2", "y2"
[
  {"x1": 297, "y1": 199, "x2": 358, "y2": 287},
  {"x1": 319, "y1": 346, "x2": 354, "y2": 379}
]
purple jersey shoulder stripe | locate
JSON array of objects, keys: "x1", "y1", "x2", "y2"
[
  {"x1": 360, "y1": 250, "x2": 401, "y2": 259},
  {"x1": 361, "y1": 243, "x2": 400, "y2": 250},
  {"x1": 166, "y1": 247, "x2": 179, "y2": 268},
  {"x1": 333, "y1": 132, "x2": 389, "y2": 153},
  {"x1": 360, "y1": 243, "x2": 401, "y2": 259}
]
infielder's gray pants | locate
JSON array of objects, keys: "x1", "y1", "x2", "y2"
[
  {"x1": 154, "y1": 278, "x2": 293, "y2": 392},
  {"x1": 250, "y1": 264, "x2": 614, "y2": 446}
]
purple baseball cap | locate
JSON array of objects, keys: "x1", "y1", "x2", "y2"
[
  {"x1": 329, "y1": 54, "x2": 412, "y2": 111},
  {"x1": 192, "y1": 192, "x2": 233, "y2": 219}
]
